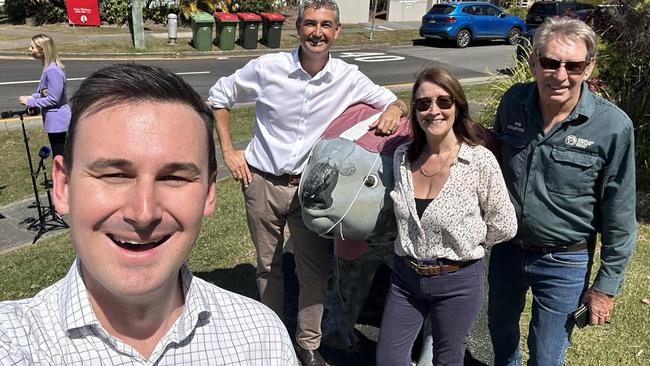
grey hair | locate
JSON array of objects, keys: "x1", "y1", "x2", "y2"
[
  {"x1": 533, "y1": 16, "x2": 598, "y2": 60},
  {"x1": 295, "y1": 0, "x2": 340, "y2": 28}
]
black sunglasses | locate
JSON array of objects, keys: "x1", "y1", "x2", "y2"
[
  {"x1": 413, "y1": 96, "x2": 455, "y2": 112},
  {"x1": 537, "y1": 56, "x2": 591, "y2": 75}
]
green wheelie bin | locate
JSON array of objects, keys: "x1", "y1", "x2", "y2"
[
  {"x1": 190, "y1": 12, "x2": 214, "y2": 51},
  {"x1": 214, "y1": 12, "x2": 238, "y2": 50},
  {"x1": 260, "y1": 12, "x2": 285, "y2": 49},
  {"x1": 237, "y1": 12, "x2": 262, "y2": 49}
]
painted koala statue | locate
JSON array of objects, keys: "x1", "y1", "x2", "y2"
[
  {"x1": 299, "y1": 103, "x2": 411, "y2": 351},
  {"x1": 299, "y1": 103, "x2": 493, "y2": 365}
]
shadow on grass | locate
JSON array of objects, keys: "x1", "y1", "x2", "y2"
[{"x1": 194, "y1": 263, "x2": 258, "y2": 300}]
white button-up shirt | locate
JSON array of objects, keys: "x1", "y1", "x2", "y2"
[
  {"x1": 0, "y1": 259, "x2": 298, "y2": 365},
  {"x1": 208, "y1": 48, "x2": 397, "y2": 176}
]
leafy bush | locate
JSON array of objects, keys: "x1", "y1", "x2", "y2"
[
  {"x1": 99, "y1": 0, "x2": 130, "y2": 25},
  {"x1": 144, "y1": 4, "x2": 177, "y2": 24},
  {"x1": 33, "y1": 1, "x2": 68, "y2": 25},
  {"x1": 477, "y1": 39, "x2": 534, "y2": 127},
  {"x1": 5, "y1": 0, "x2": 37, "y2": 24},
  {"x1": 178, "y1": 0, "x2": 216, "y2": 22},
  {"x1": 239, "y1": 0, "x2": 275, "y2": 13},
  {"x1": 217, "y1": 0, "x2": 240, "y2": 13},
  {"x1": 592, "y1": 0, "x2": 650, "y2": 187},
  {"x1": 4, "y1": 0, "x2": 66, "y2": 24}
]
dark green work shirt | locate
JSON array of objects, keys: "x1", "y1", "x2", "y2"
[{"x1": 494, "y1": 82, "x2": 637, "y2": 295}]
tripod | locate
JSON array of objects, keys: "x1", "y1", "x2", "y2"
[
  {"x1": 35, "y1": 149, "x2": 68, "y2": 231},
  {"x1": 16, "y1": 112, "x2": 68, "y2": 243}
]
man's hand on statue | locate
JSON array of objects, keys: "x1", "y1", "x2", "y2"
[
  {"x1": 369, "y1": 105, "x2": 402, "y2": 136},
  {"x1": 581, "y1": 287, "x2": 614, "y2": 326},
  {"x1": 223, "y1": 149, "x2": 251, "y2": 187}
]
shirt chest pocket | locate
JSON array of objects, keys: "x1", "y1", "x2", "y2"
[
  {"x1": 500, "y1": 133, "x2": 528, "y2": 181},
  {"x1": 546, "y1": 147, "x2": 601, "y2": 196}
]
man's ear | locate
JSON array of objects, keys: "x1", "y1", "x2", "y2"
[
  {"x1": 583, "y1": 57, "x2": 596, "y2": 81},
  {"x1": 203, "y1": 172, "x2": 217, "y2": 217},
  {"x1": 52, "y1": 155, "x2": 70, "y2": 215},
  {"x1": 528, "y1": 51, "x2": 537, "y2": 74},
  {"x1": 334, "y1": 23, "x2": 342, "y2": 40}
]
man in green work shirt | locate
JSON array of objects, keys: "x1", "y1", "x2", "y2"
[{"x1": 487, "y1": 17, "x2": 637, "y2": 366}]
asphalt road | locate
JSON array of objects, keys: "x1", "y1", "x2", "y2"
[{"x1": 0, "y1": 43, "x2": 517, "y2": 114}]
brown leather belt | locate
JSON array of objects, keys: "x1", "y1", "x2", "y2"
[
  {"x1": 520, "y1": 239, "x2": 588, "y2": 254},
  {"x1": 402, "y1": 256, "x2": 474, "y2": 276},
  {"x1": 249, "y1": 165, "x2": 301, "y2": 186}
]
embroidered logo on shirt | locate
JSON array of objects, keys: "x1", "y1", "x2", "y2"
[
  {"x1": 506, "y1": 121, "x2": 524, "y2": 133},
  {"x1": 565, "y1": 135, "x2": 594, "y2": 149}
]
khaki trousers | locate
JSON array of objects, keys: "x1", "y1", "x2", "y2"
[{"x1": 243, "y1": 169, "x2": 330, "y2": 350}]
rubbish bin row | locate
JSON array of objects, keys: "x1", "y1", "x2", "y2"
[{"x1": 190, "y1": 11, "x2": 285, "y2": 51}]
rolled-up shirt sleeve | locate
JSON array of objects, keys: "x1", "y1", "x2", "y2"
[
  {"x1": 208, "y1": 58, "x2": 263, "y2": 109},
  {"x1": 594, "y1": 119, "x2": 637, "y2": 296}
]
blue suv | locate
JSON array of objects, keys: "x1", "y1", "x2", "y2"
[{"x1": 419, "y1": 1, "x2": 526, "y2": 48}]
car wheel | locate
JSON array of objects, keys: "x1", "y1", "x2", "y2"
[
  {"x1": 507, "y1": 27, "x2": 521, "y2": 45},
  {"x1": 456, "y1": 29, "x2": 471, "y2": 48}
]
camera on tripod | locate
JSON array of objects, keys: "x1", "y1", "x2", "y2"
[{"x1": 0, "y1": 107, "x2": 41, "y2": 119}]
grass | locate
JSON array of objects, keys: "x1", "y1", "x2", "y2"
[
  {"x1": 2, "y1": 83, "x2": 648, "y2": 364},
  {"x1": 0, "y1": 122, "x2": 51, "y2": 207},
  {"x1": 0, "y1": 34, "x2": 24, "y2": 42},
  {"x1": 4, "y1": 28, "x2": 421, "y2": 54}
]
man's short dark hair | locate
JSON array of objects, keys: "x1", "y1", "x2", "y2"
[
  {"x1": 64, "y1": 63, "x2": 217, "y2": 176},
  {"x1": 296, "y1": 0, "x2": 340, "y2": 28}
]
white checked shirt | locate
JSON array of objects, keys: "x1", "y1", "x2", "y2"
[
  {"x1": 0, "y1": 258, "x2": 298, "y2": 365},
  {"x1": 208, "y1": 48, "x2": 397, "y2": 176}
]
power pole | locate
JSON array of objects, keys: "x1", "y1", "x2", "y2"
[
  {"x1": 132, "y1": 0, "x2": 145, "y2": 49},
  {"x1": 370, "y1": 0, "x2": 379, "y2": 40}
]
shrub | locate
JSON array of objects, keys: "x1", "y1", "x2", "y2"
[
  {"x1": 99, "y1": 0, "x2": 130, "y2": 25},
  {"x1": 5, "y1": 0, "x2": 37, "y2": 24},
  {"x1": 178, "y1": 0, "x2": 216, "y2": 22},
  {"x1": 592, "y1": 0, "x2": 650, "y2": 187},
  {"x1": 239, "y1": 0, "x2": 275, "y2": 13},
  {"x1": 477, "y1": 39, "x2": 534, "y2": 127},
  {"x1": 144, "y1": 3, "x2": 177, "y2": 24},
  {"x1": 33, "y1": 1, "x2": 68, "y2": 25}
]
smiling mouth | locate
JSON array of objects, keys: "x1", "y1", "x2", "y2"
[
  {"x1": 108, "y1": 234, "x2": 171, "y2": 252},
  {"x1": 308, "y1": 38, "x2": 324, "y2": 46}
]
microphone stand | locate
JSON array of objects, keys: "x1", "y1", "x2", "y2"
[
  {"x1": 37, "y1": 156, "x2": 68, "y2": 230},
  {"x1": 18, "y1": 113, "x2": 48, "y2": 243}
]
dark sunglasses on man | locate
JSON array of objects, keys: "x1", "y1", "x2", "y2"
[
  {"x1": 537, "y1": 54, "x2": 592, "y2": 75},
  {"x1": 413, "y1": 96, "x2": 456, "y2": 112}
]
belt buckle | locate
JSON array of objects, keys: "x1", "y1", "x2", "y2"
[{"x1": 289, "y1": 174, "x2": 301, "y2": 186}]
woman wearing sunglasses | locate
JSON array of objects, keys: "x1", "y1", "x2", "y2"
[
  {"x1": 376, "y1": 66, "x2": 517, "y2": 366},
  {"x1": 19, "y1": 34, "x2": 70, "y2": 158}
]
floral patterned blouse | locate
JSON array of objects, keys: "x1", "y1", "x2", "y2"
[{"x1": 391, "y1": 142, "x2": 518, "y2": 261}]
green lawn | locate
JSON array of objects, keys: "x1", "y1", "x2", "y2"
[
  {"x1": 1, "y1": 83, "x2": 648, "y2": 364},
  {"x1": 5, "y1": 29, "x2": 420, "y2": 54}
]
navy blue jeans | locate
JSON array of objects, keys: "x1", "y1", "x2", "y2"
[
  {"x1": 376, "y1": 256, "x2": 484, "y2": 366},
  {"x1": 487, "y1": 242, "x2": 592, "y2": 366}
]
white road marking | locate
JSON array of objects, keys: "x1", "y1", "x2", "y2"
[{"x1": 0, "y1": 71, "x2": 210, "y2": 85}]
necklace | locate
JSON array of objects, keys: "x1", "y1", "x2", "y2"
[{"x1": 419, "y1": 143, "x2": 459, "y2": 177}]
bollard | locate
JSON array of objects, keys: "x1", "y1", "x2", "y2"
[{"x1": 167, "y1": 13, "x2": 178, "y2": 45}]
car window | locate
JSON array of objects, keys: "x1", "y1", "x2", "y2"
[
  {"x1": 484, "y1": 5, "x2": 501, "y2": 16},
  {"x1": 428, "y1": 5, "x2": 455, "y2": 14},
  {"x1": 530, "y1": 3, "x2": 557, "y2": 15},
  {"x1": 462, "y1": 6, "x2": 475, "y2": 15}
]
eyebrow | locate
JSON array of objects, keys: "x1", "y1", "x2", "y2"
[{"x1": 86, "y1": 159, "x2": 202, "y2": 175}]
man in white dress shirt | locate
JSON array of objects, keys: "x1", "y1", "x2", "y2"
[
  {"x1": 0, "y1": 64, "x2": 298, "y2": 365},
  {"x1": 207, "y1": 1, "x2": 408, "y2": 364}
]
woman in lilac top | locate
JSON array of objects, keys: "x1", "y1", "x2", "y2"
[{"x1": 19, "y1": 34, "x2": 71, "y2": 158}]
